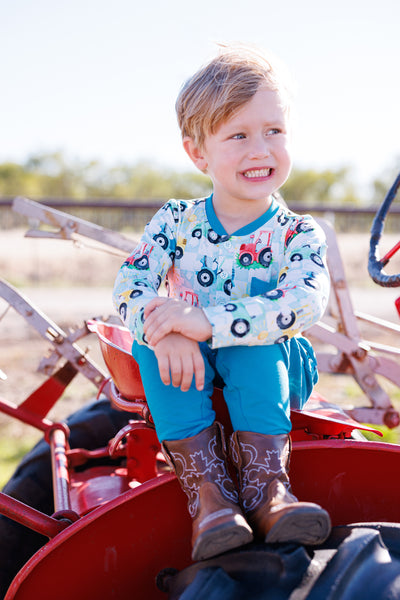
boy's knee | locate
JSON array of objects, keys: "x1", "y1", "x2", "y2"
[{"x1": 217, "y1": 344, "x2": 287, "y2": 373}]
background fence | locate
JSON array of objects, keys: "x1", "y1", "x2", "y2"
[{"x1": 1, "y1": 197, "x2": 400, "y2": 233}]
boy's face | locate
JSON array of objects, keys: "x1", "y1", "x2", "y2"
[{"x1": 184, "y1": 86, "x2": 292, "y2": 213}]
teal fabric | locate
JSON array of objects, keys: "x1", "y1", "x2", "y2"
[{"x1": 132, "y1": 336, "x2": 317, "y2": 442}]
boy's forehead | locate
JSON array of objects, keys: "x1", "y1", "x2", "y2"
[{"x1": 216, "y1": 88, "x2": 289, "y2": 129}]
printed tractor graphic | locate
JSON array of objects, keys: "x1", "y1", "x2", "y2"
[
  {"x1": 123, "y1": 243, "x2": 154, "y2": 270},
  {"x1": 153, "y1": 223, "x2": 172, "y2": 250},
  {"x1": 175, "y1": 236, "x2": 187, "y2": 259},
  {"x1": 196, "y1": 256, "x2": 221, "y2": 288},
  {"x1": 238, "y1": 231, "x2": 272, "y2": 267},
  {"x1": 196, "y1": 256, "x2": 232, "y2": 295},
  {"x1": 179, "y1": 290, "x2": 199, "y2": 305},
  {"x1": 284, "y1": 219, "x2": 314, "y2": 248},
  {"x1": 223, "y1": 302, "x2": 252, "y2": 338}
]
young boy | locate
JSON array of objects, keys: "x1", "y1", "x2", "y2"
[{"x1": 113, "y1": 44, "x2": 331, "y2": 561}]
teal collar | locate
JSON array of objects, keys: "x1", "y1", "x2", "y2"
[{"x1": 205, "y1": 194, "x2": 279, "y2": 237}]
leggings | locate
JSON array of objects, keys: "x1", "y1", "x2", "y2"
[{"x1": 132, "y1": 337, "x2": 318, "y2": 442}]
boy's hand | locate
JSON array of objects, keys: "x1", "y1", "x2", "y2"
[
  {"x1": 153, "y1": 333, "x2": 205, "y2": 392},
  {"x1": 144, "y1": 297, "x2": 212, "y2": 347}
]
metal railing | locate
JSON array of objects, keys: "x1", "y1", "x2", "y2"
[{"x1": 1, "y1": 197, "x2": 399, "y2": 232}]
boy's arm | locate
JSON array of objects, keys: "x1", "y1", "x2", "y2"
[
  {"x1": 112, "y1": 202, "x2": 178, "y2": 343},
  {"x1": 203, "y1": 219, "x2": 330, "y2": 348},
  {"x1": 143, "y1": 297, "x2": 212, "y2": 347},
  {"x1": 153, "y1": 332, "x2": 206, "y2": 391}
]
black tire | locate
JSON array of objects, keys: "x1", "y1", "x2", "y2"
[
  {"x1": 304, "y1": 277, "x2": 319, "y2": 289},
  {"x1": 133, "y1": 256, "x2": 149, "y2": 269},
  {"x1": 311, "y1": 253, "x2": 324, "y2": 267},
  {"x1": 207, "y1": 230, "x2": 220, "y2": 244},
  {"x1": 275, "y1": 335, "x2": 289, "y2": 344},
  {"x1": 265, "y1": 289, "x2": 284, "y2": 299},
  {"x1": 153, "y1": 233, "x2": 168, "y2": 250},
  {"x1": 296, "y1": 221, "x2": 312, "y2": 233},
  {"x1": 277, "y1": 310, "x2": 296, "y2": 329},
  {"x1": 258, "y1": 248, "x2": 272, "y2": 267},
  {"x1": 224, "y1": 303, "x2": 237, "y2": 312},
  {"x1": 223, "y1": 279, "x2": 233, "y2": 296},
  {"x1": 239, "y1": 253, "x2": 253, "y2": 267},
  {"x1": 0, "y1": 398, "x2": 131, "y2": 598},
  {"x1": 197, "y1": 269, "x2": 214, "y2": 287},
  {"x1": 119, "y1": 303, "x2": 127, "y2": 320},
  {"x1": 279, "y1": 272, "x2": 287, "y2": 283},
  {"x1": 161, "y1": 524, "x2": 400, "y2": 599},
  {"x1": 231, "y1": 318, "x2": 250, "y2": 338}
]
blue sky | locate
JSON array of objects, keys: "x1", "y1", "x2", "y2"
[{"x1": 2, "y1": 0, "x2": 399, "y2": 194}]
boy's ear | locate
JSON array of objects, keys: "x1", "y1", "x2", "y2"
[{"x1": 182, "y1": 137, "x2": 208, "y2": 172}]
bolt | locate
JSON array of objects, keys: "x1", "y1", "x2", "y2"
[
  {"x1": 363, "y1": 375, "x2": 375, "y2": 387},
  {"x1": 353, "y1": 347, "x2": 367, "y2": 359},
  {"x1": 384, "y1": 409, "x2": 400, "y2": 429}
]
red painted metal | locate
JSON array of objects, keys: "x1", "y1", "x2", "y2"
[
  {"x1": 0, "y1": 396, "x2": 53, "y2": 433},
  {"x1": 5, "y1": 474, "x2": 192, "y2": 600},
  {"x1": 87, "y1": 319, "x2": 145, "y2": 400},
  {"x1": 109, "y1": 422, "x2": 162, "y2": 481},
  {"x1": 382, "y1": 240, "x2": 400, "y2": 263},
  {"x1": 20, "y1": 362, "x2": 77, "y2": 419},
  {"x1": 48, "y1": 426, "x2": 74, "y2": 515},
  {"x1": 0, "y1": 493, "x2": 70, "y2": 539},
  {"x1": 6, "y1": 439, "x2": 400, "y2": 599},
  {"x1": 69, "y1": 466, "x2": 132, "y2": 515},
  {"x1": 291, "y1": 439, "x2": 400, "y2": 526}
]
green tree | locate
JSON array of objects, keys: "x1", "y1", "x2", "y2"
[
  {"x1": 370, "y1": 160, "x2": 400, "y2": 205},
  {"x1": 281, "y1": 167, "x2": 360, "y2": 207}
]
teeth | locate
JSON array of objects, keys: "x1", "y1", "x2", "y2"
[{"x1": 244, "y1": 168, "x2": 271, "y2": 178}]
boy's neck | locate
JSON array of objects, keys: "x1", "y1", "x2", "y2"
[{"x1": 212, "y1": 194, "x2": 273, "y2": 235}]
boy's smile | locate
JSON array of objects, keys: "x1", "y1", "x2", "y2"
[{"x1": 184, "y1": 86, "x2": 292, "y2": 230}]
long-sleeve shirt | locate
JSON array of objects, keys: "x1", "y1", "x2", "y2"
[{"x1": 112, "y1": 194, "x2": 330, "y2": 349}]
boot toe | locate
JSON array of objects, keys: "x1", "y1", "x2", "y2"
[
  {"x1": 265, "y1": 505, "x2": 331, "y2": 545},
  {"x1": 193, "y1": 518, "x2": 253, "y2": 561}
]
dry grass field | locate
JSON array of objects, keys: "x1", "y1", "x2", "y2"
[{"x1": 1, "y1": 226, "x2": 400, "y2": 484}]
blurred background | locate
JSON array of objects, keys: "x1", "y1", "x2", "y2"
[{"x1": 1, "y1": 0, "x2": 399, "y2": 203}]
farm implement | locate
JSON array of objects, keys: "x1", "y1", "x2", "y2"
[{"x1": 1, "y1": 174, "x2": 400, "y2": 598}]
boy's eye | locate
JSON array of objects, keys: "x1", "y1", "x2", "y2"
[
  {"x1": 267, "y1": 128, "x2": 281, "y2": 136},
  {"x1": 231, "y1": 133, "x2": 246, "y2": 140}
]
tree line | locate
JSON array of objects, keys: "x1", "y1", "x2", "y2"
[{"x1": 0, "y1": 152, "x2": 397, "y2": 206}]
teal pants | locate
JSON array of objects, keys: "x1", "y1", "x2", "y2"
[{"x1": 132, "y1": 337, "x2": 318, "y2": 442}]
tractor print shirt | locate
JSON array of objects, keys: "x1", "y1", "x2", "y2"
[{"x1": 112, "y1": 195, "x2": 330, "y2": 349}]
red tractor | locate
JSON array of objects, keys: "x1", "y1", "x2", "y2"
[
  {"x1": 1, "y1": 177, "x2": 400, "y2": 599},
  {"x1": 238, "y1": 231, "x2": 273, "y2": 267}
]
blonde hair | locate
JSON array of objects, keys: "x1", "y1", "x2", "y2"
[{"x1": 176, "y1": 44, "x2": 293, "y2": 148}]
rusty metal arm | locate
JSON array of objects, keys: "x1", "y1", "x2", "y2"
[
  {"x1": 12, "y1": 196, "x2": 137, "y2": 254},
  {"x1": 306, "y1": 218, "x2": 400, "y2": 427},
  {"x1": 0, "y1": 278, "x2": 106, "y2": 387}
]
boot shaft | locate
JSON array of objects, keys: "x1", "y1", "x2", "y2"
[
  {"x1": 162, "y1": 422, "x2": 239, "y2": 518},
  {"x1": 162, "y1": 422, "x2": 253, "y2": 560},
  {"x1": 230, "y1": 430, "x2": 331, "y2": 545},
  {"x1": 230, "y1": 431, "x2": 292, "y2": 513}
]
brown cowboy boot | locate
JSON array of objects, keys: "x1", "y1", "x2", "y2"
[
  {"x1": 230, "y1": 431, "x2": 331, "y2": 545},
  {"x1": 162, "y1": 422, "x2": 253, "y2": 561}
]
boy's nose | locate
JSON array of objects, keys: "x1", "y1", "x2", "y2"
[{"x1": 248, "y1": 138, "x2": 271, "y2": 159}]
